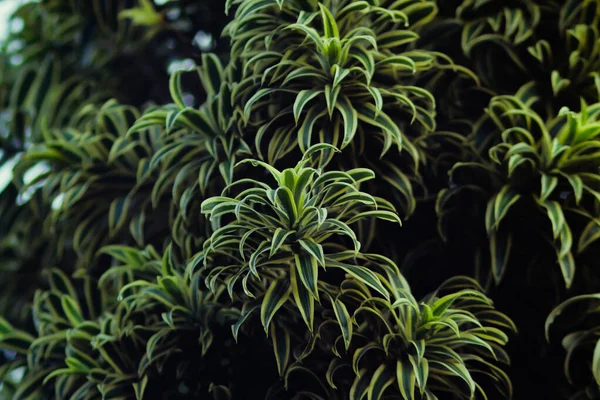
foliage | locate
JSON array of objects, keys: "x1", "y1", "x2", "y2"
[{"x1": 0, "y1": 0, "x2": 599, "y2": 399}]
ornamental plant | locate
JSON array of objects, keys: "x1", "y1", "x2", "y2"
[{"x1": 1, "y1": 0, "x2": 600, "y2": 399}]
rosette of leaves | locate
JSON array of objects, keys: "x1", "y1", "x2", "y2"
[
  {"x1": 231, "y1": 1, "x2": 442, "y2": 169},
  {"x1": 0, "y1": 267, "x2": 150, "y2": 400},
  {"x1": 103, "y1": 244, "x2": 284, "y2": 398},
  {"x1": 546, "y1": 294, "x2": 600, "y2": 399},
  {"x1": 437, "y1": 0, "x2": 600, "y2": 110},
  {"x1": 196, "y1": 145, "x2": 403, "y2": 353},
  {"x1": 101, "y1": 244, "x2": 250, "y2": 399},
  {"x1": 129, "y1": 54, "x2": 252, "y2": 252},
  {"x1": 453, "y1": 0, "x2": 548, "y2": 85},
  {"x1": 316, "y1": 276, "x2": 514, "y2": 400},
  {"x1": 438, "y1": 94, "x2": 600, "y2": 288},
  {"x1": 14, "y1": 100, "x2": 169, "y2": 270}
]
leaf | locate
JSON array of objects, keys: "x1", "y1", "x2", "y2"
[
  {"x1": 333, "y1": 298, "x2": 353, "y2": 349},
  {"x1": 276, "y1": 186, "x2": 299, "y2": 225},
  {"x1": 325, "y1": 84, "x2": 341, "y2": 117},
  {"x1": 578, "y1": 219, "x2": 600, "y2": 253},
  {"x1": 198, "y1": 53, "x2": 225, "y2": 98},
  {"x1": 133, "y1": 376, "x2": 149, "y2": 400},
  {"x1": 270, "y1": 228, "x2": 295, "y2": 257},
  {"x1": 487, "y1": 186, "x2": 521, "y2": 232},
  {"x1": 336, "y1": 95, "x2": 359, "y2": 148},
  {"x1": 319, "y1": 3, "x2": 339, "y2": 39},
  {"x1": 378, "y1": 30, "x2": 419, "y2": 49},
  {"x1": 261, "y1": 279, "x2": 292, "y2": 332},
  {"x1": 538, "y1": 199, "x2": 565, "y2": 239},
  {"x1": 350, "y1": 369, "x2": 371, "y2": 400},
  {"x1": 270, "y1": 322, "x2": 291, "y2": 376},
  {"x1": 540, "y1": 174, "x2": 558, "y2": 201},
  {"x1": 490, "y1": 230, "x2": 512, "y2": 284},
  {"x1": 290, "y1": 263, "x2": 315, "y2": 332},
  {"x1": 294, "y1": 253, "x2": 319, "y2": 298},
  {"x1": 429, "y1": 360, "x2": 475, "y2": 396},
  {"x1": 169, "y1": 69, "x2": 187, "y2": 109},
  {"x1": 593, "y1": 339, "x2": 600, "y2": 386},
  {"x1": 298, "y1": 239, "x2": 325, "y2": 267},
  {"x1": 396, "y1": 360, "x2": 416, "y2": 400},
  {"x1": 0, "y1": 333, "x2": 34, "y2": 354},
  {"x1": 368, "y1": 364, "x2": 394, "y2": 400},
  {"x1": 327, "y1": 260, "x2": 388, "y2": 299},
  {"x1": 293, "y1": 89, "x2": 322, "y2": 124},
  {"x1": 61, "y1": 295, "x2": 84, "y2": 325},
  {"x1": 346, "y1": 210, "x2": 402, "y2": 226},
  {"x1": 557, "y1": 251, "x2": 575, "y2": 289},
  {"x1": 108, "y1": 196, "x2": 130, "y2": 236},
  {"x1": 355, "y1": 104, "x2": 402, "y2": 154},
  {"x1": 298, "y1": 104, "x2": 327, "y2": 153}
]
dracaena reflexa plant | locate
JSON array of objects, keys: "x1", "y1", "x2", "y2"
[
  {"x1": 439, "y1": 0, "x2": 600, "y2": 108},
  {"x1": 231, "y1": 0, "x2": 442, "y2": 167},
  {"x1": 102, "y1": 244, "x2": 247, "y2": 399},
  {"x1": 195, "y1": 144, "x2": 402, "y2": 334},
  {"x1": 13, "y1": 100, "x2": 169, "y2": 268},
  {"x1": 130, "y1": 54, "x2": 251, "y2": 251},
  {"x1": 0, "y1": 268, "x2": 151, "y2": 400},
  {"x1": 439, "y1": 93, "x2": 600, "y2": 287},
  {"x1": 546, "y1": 294, "x2": 600, "y2": 398},
  {"x1": 321, "y1": 276, "x2": 514, "y2": 400}
]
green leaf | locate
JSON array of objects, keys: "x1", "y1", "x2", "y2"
[
  {"x1": 490, "y1": 231, "x2": 512, "y2": 284},
  {"x1": 327, "y1": 260, "x2": 388, "y2": 299},
  {"x1": 108, "y1": 196, "x2": 130, "y2": 236},
  {"x1": 350, "y1": 369, "x2": 371, "y2": 400},
  {"x1": 293, "y1": 89, "x2": 322, "y2": 124},
  {"x1": 291, "y1": 263, "x2": 315, "y2": 331},
  {"x1": 61, "y1": 295, "x2": 84, "y2": 325},
  {"x1": 557, "y1": 251, "x2": 575, "y2": 289},
  {"x1": 593, "y1": 339, "x2": 600, "y2": 386},
  {"x1": 378, "y1": 30, "x2": 419, "y2": 49},
  {"x1": 333, "y1": 298, "x2": 353, "y2": 349},
  {"x1": 270, "y1": 322, "x2": 291, "y2": 376},
  {"x1": 261, "y1": 279, "x2": 292, "y2": 332},
  {"x1": 368, "y1": 364, "x2": 394, "y2": 400},
  {"x1": 319, "y1": 3, "x2": 340, "y2": 39},
  {"x1": 540, "y1": 174, "x2": 558, "y2": 201},
  {"x1": 430, "y1": 360, "x2": 475, "y2": 396},
  {"x1": 298, "y1": 239, "x2": 325, "y2": 267},
  {"x1": 298, "y1": 105, "x2": 327, "y2": 153},
  {"x1": 355, "y1": 104, "x2": 402, "y2": 154},
  {"x1": 198, "y1": 53, "x2": 225, "y2": 98},
  {"x1": 169, "y1": 69, "x2": 187, "y2": 109},
  {"x1": 0, "y1": 333, "x2": 34, "y2": 354},
  {"x1": 133, "y1": 376, "x2": 149, "y2": 400},
  {"x1": 487, "y1": 186, "x2": 521, "y2": 232},
  {"x1": 336, "y1": 95, "x2": 359, "y2": 148},
  {"x1": 325, "y1": 84, "x2": 342, "y2": 117},
  {"x1": 538, "y1": 199, "x2": 565, "y2": 239},
  {"x1": 396, "y1": 360, "x2": 416, "y2": 400},
  {"x1": 270, "y1": 228, "x2": 295, "y2": 257},
  {"x1": 294, "y1": 253, "x2": 319, "y2": 298},
  {"x1": 578, "y1": 219, "x2": 600, "y2": 253}
]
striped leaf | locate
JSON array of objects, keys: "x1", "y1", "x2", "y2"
[{"x1": 261, "y1": 279, "x2": 292, "y2": 332}]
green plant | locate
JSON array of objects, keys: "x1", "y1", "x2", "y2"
[
  {"x1": 438, "y1": 92, "x2": 600, "y2": 288},
  {"x1": 1, "y1": 0, "x2": 600, "y2": 399}
]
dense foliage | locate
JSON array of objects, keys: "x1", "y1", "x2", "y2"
[{"x1": 0, "y1": 0, "x2": 599, "y2": 399}]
